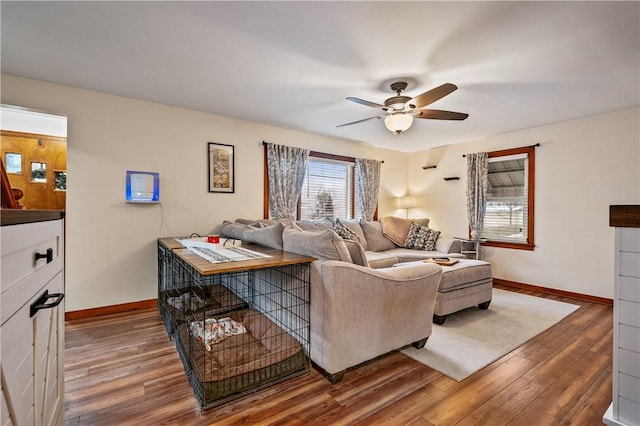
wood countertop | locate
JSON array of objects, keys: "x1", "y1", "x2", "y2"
[
  {"x1": 1, "y1": 209, "x2": 65, "y2": 226},
  {"x1": 610, "y1": 205, "x2": 640, "y2": 228}
]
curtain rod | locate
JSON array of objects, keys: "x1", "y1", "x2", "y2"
[
  {"x1": 262, "y1": 141, "x2": 383, "y2": 163},
  {"x1": 462, "y1": 143, "x2": 540, "y2": 158}
]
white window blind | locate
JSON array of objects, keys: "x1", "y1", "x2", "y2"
[
  {"x1": 481, "y1": 153, "x2": 528, "y2": 243},
  {"x1": 299, "y1": 158, "x2": 354, "y2": 220}
]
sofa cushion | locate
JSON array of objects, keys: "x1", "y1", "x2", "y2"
[
  {"x1": 333, "y1": 218, "x2": 359, "y2": 243},
  {"x1": 221, "y1": 221, "x2": 283, "y2": 249},
  {"x1": 283, "y1": 228, "x2": 352, "y2": 263},
  {"x1": 243, "y1": 222, "x2": 284, "y2": 249},
  {"x1": 360, "y1": 220, "x2": 396, "y2": 252},
  {"x1": 295, "y1": 218, "x2": 334, "y2": 232},
  {"x1": 343, "y1": 240, "x2": 369, "y2": 267},
  {"x1": 384, "y1": 248, "x2": 465, "y2": 261},
  {"x1": 340, "y1": 219, "x2": 368, "y2": 250},
  {"x1": 364, "y1": 251, "x2": 400, "y2": 269},
  {"x1": 221, "y1": 220, "x2": 247, "y2": 240},
  {"x1": 435, "y1": 237, "x2": 462, "y2": 254},
  {"x1": 404, "y1": 222, "x2": 441, "y2": 250}
]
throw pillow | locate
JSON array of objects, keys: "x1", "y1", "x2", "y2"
[
  {"x1": 404, "y1": 222, "x2": 441, "y2": 251},
  {"x1": 295, "y1": 218, "x2": 334, "y2": 232},
  {"x1": 220, "y1": 220, "x2": 247, "y2": 240},
  {"x1": 333, "y1": 218, "x2": 359, "y2": 242},
  {"x1": 360, "y1": 219, "x2": 396, "y2": 252},
  {"x1": 340, "y1": 218, "x2": 368, "y2": 250},
  {"x1": 282, "y1": 228, "x2": 352, "y2": 263},
  {"x1": 343, "y1": 240, "x2": 370, "y2": 267},
  {"x1": 243, "y1": 222, "x2": 284, "y2": 249},
  {"x1": 220, "y1": 221, "x2": 284, "y2": 249}
]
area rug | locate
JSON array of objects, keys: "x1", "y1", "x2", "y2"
[{"x1": 401, "y1": 288, "x2": 580, "y2": 381}]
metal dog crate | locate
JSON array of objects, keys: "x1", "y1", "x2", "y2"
[{"x1": 157, "y1": 239, "x2": 312, "y2": 411}]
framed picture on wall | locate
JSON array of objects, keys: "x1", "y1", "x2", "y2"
[
  {"x1": 208, "y1": 142, "x2": 234, "y2": 193},
  {"x1": 5, "y1": 152, "x2": 22, "y2": 174}
]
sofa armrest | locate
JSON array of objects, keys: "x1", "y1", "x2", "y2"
[
  {"x1": 435, "y1": 237, "x2": 461, "y2": 254},
  {"x1": 310, "y1": 260, "x2": 442, "y2": 375}
]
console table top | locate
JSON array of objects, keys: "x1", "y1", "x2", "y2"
[{"x1": 160, "y1": 238, "x2": 315, "y2": 275}]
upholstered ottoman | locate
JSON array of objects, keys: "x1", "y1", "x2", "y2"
[{"x1": 433, "y1": 259, "x2": 493, "y2": 324}]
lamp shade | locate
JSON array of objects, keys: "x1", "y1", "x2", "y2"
[
  {"x1": 384, "y1": 113, "x2": 413, "y2": 134},
  {"x1": 396, "y1": 195, "x2": 416, "y2": 209}
]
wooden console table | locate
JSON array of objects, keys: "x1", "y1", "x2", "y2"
[{"x1": 157, "y1": 238, "x2": 315, "y2": 411}]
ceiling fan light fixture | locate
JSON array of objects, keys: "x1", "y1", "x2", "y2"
[{"x1": 385, "y1": 113, "x2": 413, "y2": 134}]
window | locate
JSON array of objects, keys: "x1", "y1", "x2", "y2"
[
  {"x1": 299, "y1": 158, "x2": 353, "y2": 219},
  {"x1": 481, "y1": 146, "x2": 535, "y2": 250},
  {"x1": 263, "y1": 148, "x2": 368, "y2": 220}
]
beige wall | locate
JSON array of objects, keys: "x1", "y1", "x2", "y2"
[
  {"x1": 1, "y1": 75, "x2": 408, "y2": 311},
  {"x1": 407, "y1": 108, "x2": 640, "y2": 299},
  {"x1": 3, "y1": 74, "x2": 637, "y2": 307}
]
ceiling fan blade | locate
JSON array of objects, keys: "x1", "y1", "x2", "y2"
[
  {"x1": 337, "y1": 115, "x2": 385, "y2": 127},
  {"x1": 346, "y1": 97, "x2": 387, "y2": 110},
  {"x1": 407, "y1": 83, "x2": 458, "y2": 109},
  {"x1": 413, "y1": 109, "x2": 469, "y2": 120}
]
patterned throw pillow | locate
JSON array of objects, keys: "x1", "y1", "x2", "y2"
[
  {"x1": 334, "y1": 218, "x2": 360, "y2": 242},
  {"x1": 404, "y1": 222, "x2": 441, "y2": 250}
]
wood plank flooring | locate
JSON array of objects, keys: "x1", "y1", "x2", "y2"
[{"x1": 64, "y1": 286, "x2": 613, "y2": 425}]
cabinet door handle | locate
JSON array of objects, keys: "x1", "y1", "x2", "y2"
[
  {"x1": 30, "y1": 290, "x2": 65, "y2": 317},
  {"x1": 35, "y1": 248, "x2": 54, "y2": 264}
]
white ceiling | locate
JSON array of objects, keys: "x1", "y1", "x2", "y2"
[{"x1": 2, "y1": 1, "x2": 639, "y2": 152}]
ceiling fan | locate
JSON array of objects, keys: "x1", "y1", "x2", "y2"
[{"x1": 338, "y1": 82, "x2": 469, "y2": 134}]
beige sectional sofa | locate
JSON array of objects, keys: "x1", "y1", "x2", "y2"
[{"x1": 220, "y1": 217, "x2": 491, "y2": 382}]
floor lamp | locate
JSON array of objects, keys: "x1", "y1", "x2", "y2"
[{"x1": 396, "y1": 195, "x2": 416, "y2": 218}]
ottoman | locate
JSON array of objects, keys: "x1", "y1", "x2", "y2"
[{"x1": 433, "y1": 259, "x2": 493, "y2": 324}]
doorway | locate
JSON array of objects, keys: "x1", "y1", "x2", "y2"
[{"x1": 0, "y1": 105, "x2": 67, "y2": 210}]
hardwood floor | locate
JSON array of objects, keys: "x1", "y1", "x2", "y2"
[{"x1": 64, "y1": 286, "x2": 612, "y2": 425}]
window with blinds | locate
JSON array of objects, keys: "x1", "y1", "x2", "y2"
[
  {"x1": 479, "y1": 145, "x2": 535, "y2": 250},
  {"x1": 299, "y1": 158, "x2": 355, "y2": 220}
]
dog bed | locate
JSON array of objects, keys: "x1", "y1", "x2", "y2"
[
  {"x1": 160, "y1": 284, "x2": 248, "y2": 334},
  {"x1": 177, "y1": 308, "x2": 307, "y2": 404}
]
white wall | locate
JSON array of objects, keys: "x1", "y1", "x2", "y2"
[
  {"x1": 1, "y1": 74, "x2": 408, "y2": 311},
  {"x1": 407, "y1": 108, "x2": 640, "y2": 299}
]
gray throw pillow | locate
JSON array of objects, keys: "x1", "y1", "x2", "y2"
[
  {"x1": 360, "y1": 220, "x2": 396, "y2": 252},
  {"x1": 221, "y1": 220, "x2": 247, "y2": 240},
  {"x1": 282, "y1": 228, "x2": 352, "y2": 262},
  {"x1": 243, "y1": 222, "x2": 284, "y2": 249},
  {"x1": 221, "y1": 221, "x2": 284, "y2": 249},
  {"x1": 404, "y1": 222, "x2": 441, "y2": 250},
  {"x1": 295, "y1": 218, "x2": 334, "y2": 232},
  {"x1": 343, "y1": 240, "x2": 369, "y2": 267}
]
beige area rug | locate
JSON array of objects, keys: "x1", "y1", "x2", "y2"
[{"x1": 401, "y1": 288, "x2": 580, "y2": 382}]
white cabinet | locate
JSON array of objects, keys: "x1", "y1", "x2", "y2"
[
  {"x1": 1, "y1": 212, "x2": 65, "y2": 426},
  {"x1": 605, "y1": 205, "x2": 640, "y2": 426}
]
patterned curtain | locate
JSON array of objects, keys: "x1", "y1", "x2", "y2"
[
  {"x1": 466, "y1": 152, "x2": 489, "y2": 240},
  {"x1": 266, "y1": 143, "x2": 310, "y2": 219},
  {"x1": 355, "y1": 158, "x2": 382, "y2": 221}
]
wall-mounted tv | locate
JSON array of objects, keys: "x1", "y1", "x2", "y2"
[{"x1": 126, "y1": 170, "x2": 159, "y2": 203}]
